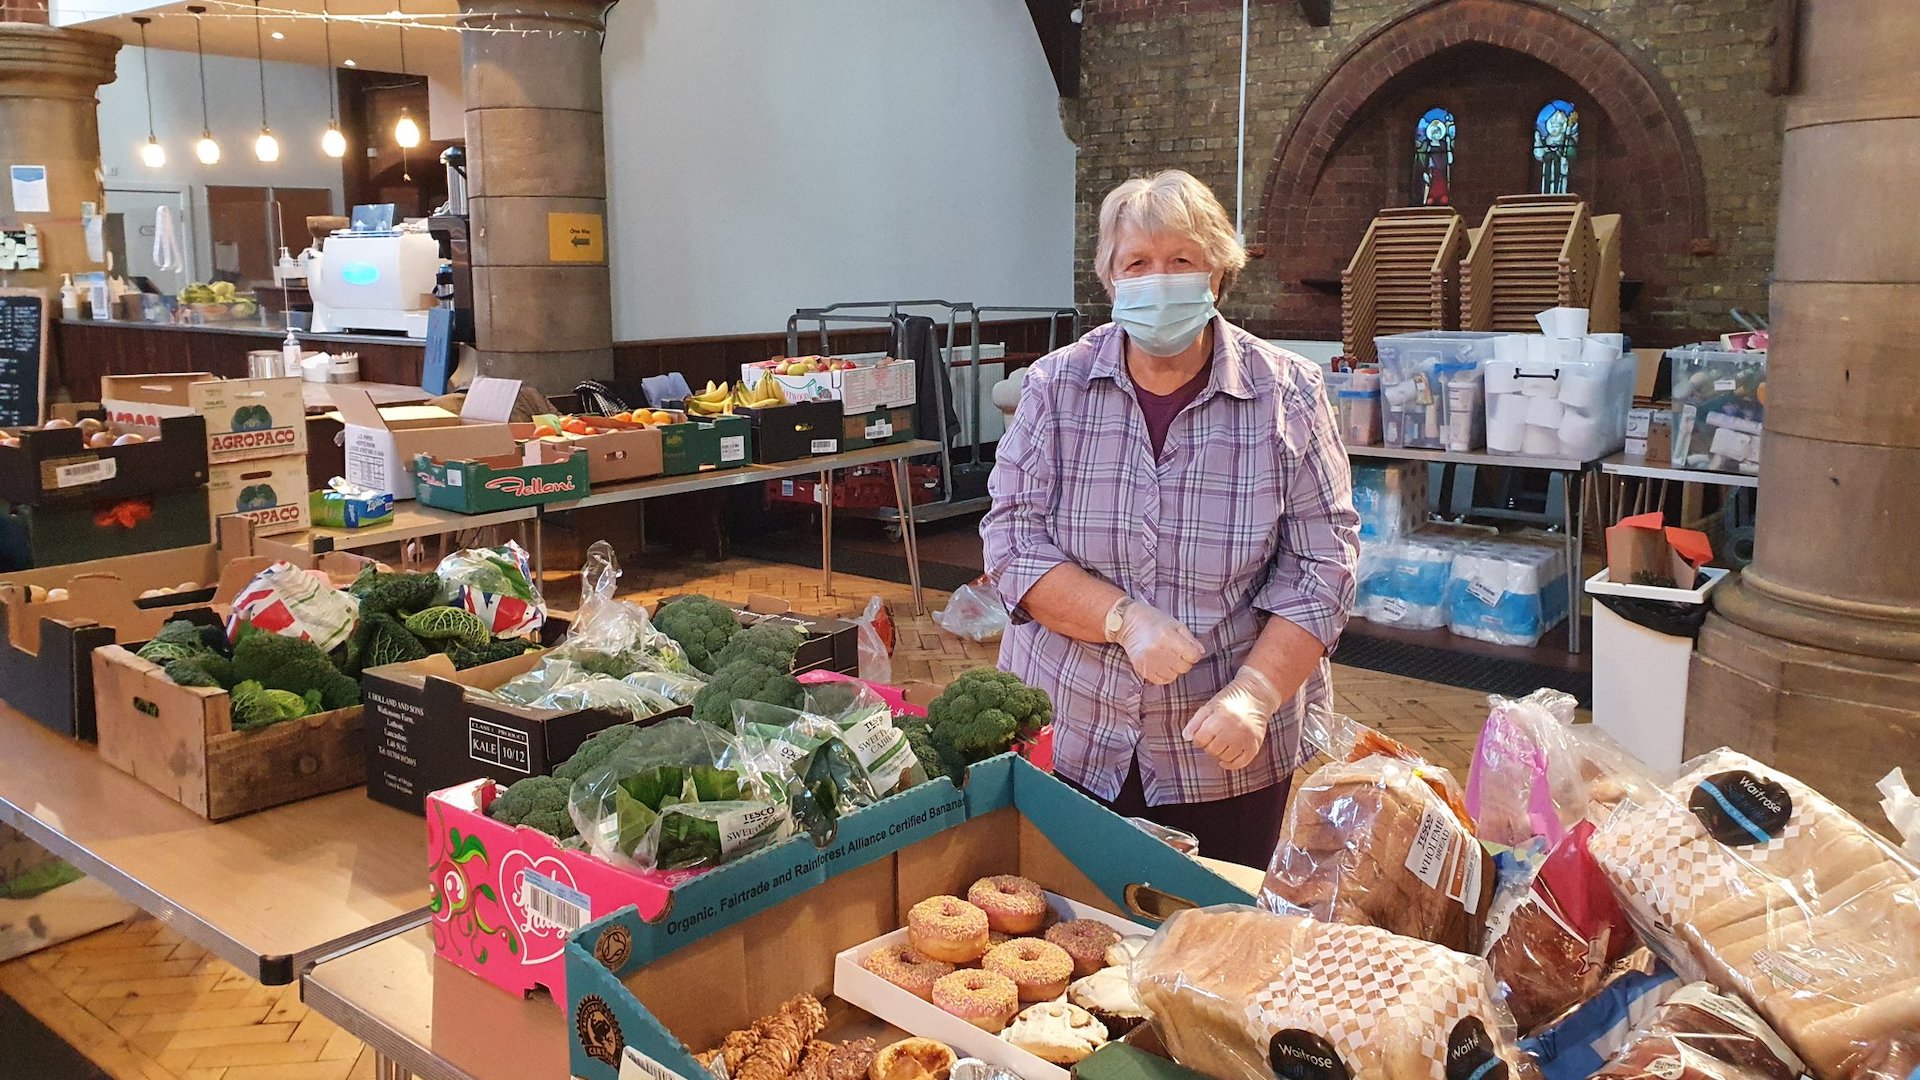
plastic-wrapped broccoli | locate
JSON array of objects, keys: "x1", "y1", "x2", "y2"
[{"x1": 652, "y1": 595, "x2": 741, "y2": 673}]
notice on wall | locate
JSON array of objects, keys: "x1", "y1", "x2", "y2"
[
  {"x1": 547, "y1": 212, "x2": 605, "y2": 264},
  {"x1": 8, "y1": 166, "x2": 49, "y2": 214},
  {"x1": 0, "y1": 289, "x2": 49, "y2": 427}
]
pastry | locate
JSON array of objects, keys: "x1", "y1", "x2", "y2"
[
  {"x1": 1133, "y1": 907, "x2": 1533, "y2": 1080},
  {"x1": 931, "y1": 970, "x2": 1019, "y2": 1032},
  {"x1": 1001, "y1": 1002, "x2": 1109, "y2": 1066},
  {"x1": 868, "y1": 1038, "x2": 957, "y2": 1080},
  {"x1": 861, "y1": 944, "x2": 956, "y2": 1001},
  {"x1": 828, "y1": 1040, "x2": 880, "y2": 1080},
  {"x1": 1044, "y1": 920, "x2": 1122, "y2": 979},
  {"x1": 967, "y1": 876, "x2": 1049, "y2": 935},
  {"x1": 796, "y1": 1040, "x2": 837, "y2": 1080},
  {"x1": 1103, "y1": 934, "x2": 1150, "y2": 970},
  {"x1": 908, "y1": 896, "x2": 991, "y2": 964},
  {"x1": 982, "y1": 938, "x2": 1074, "y2": 1002},
  {"x1": 1067, "y1": 966, "x2": 1149, "y2": 1036},
  {"x1": 705, "y1": 995, "x2": 830, "y2": 1080}
]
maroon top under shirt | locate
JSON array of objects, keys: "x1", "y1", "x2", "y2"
[{"x1": 1134, "y1": 359, "x2": 1214, "y2": 458}]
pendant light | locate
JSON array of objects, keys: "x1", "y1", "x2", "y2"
[
  {"x1": 251, "y1": 0, "x2": 279, "y2": 162},
  {"x1": 133, "y1": 17, "x2": 165, "y2": 168},
  {"x1": 319, "y1": 0, "x2": 346, "y2": 157},
  {"x1": 189, "y1": 6, "x2": 220, "y2": 165},
  {"x1": 392, "y1": 7, "x2": 421, "y2": 152}
]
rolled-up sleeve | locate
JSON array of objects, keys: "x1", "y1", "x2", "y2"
[
  {"x1": 981, "y1": 365, "x2": 1073, "y2": 613},
  {"x1": 1253, "y1": 365, "x2": 1360, "y2": 652}
]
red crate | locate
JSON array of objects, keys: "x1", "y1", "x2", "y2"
[{"x1": 766, "y1": 464, "x2": 940, "y2": 510}]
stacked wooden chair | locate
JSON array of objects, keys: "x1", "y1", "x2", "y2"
[
  {"x1": 1461, "y1": 194, "x2": 1620, "y2": 333},
  {"x1": 1340, "y1": 206, "x2": 1467, "y2": 363}
]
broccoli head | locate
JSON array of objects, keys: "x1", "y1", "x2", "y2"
[
  {"x1": 448, "y1": 638, "x2": 538, "y2": 670},
  {"x1": 163, "y1": 653, "x2": 233, "y2": 689},
  {"x1": 709, "y1": 621, "x2": 804, "y2": 673},
  {"x1": 486, "y1": 774, "x2": 576, "y2": 839},
  {"x1": 652, "y1": 595, "x2": 741, "y2": 673},
  {"x1": 924, "y1": 669, "x2": 1053, "y2": 775},
  {"x1": 690, "y1": 658, "x2": 803, "y2": 727},
  {"x1": 231, "y1": 626, "x2": 361, "y2": 708},
  {"x1": 349, "y1": 567, "x2": 442, "y2": 620},
  {"x1": 551, "y1": 723, "x2": 643, "y2": 784},
  {"x1": 229, "y1": 679, "x2": 311, "y2": 730},
  {"x1": 897, "y1": 716, "x2": 955, "y2": 784}
]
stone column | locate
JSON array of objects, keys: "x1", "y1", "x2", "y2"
[
  {"x1": 459, "y1": 0, "x2": 614, "y2": 391},
  {"x1": 1687, "y1": 0, "x2": 1920, "y2": 819},
  {"x1": 0, "y1": 23, "x2": 119, "y2": 290}
]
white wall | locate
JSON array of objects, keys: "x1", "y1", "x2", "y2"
[
  {"x1": 601, "y1": 0, "x2": 1076, "y2": 340},
  {"x1": 98, "y1": 46, "x2": 344, "y2": 280}
]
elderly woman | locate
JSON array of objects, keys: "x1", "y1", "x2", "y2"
[{"x1": 981, "y1": 170, "x2": 1359, "y2": 867}]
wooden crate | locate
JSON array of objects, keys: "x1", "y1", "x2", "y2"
[{"x1": 90, "y1": 626, "x2": 365, "y2": 821}]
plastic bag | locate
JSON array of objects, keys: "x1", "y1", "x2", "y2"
[
  {"x1": 567, "y1": 717, "x2": 788, "y2": 871},
  {"x1": 621, "y1": 669, "x2": 705, "y2": 707},
  {"x1": 1465, "y1": 688, "x2": 1661, "y2": 851},
  {"x1": 1520, "y1": 956, "x2": 1681, "y2": 1080},
  {"x1": 1133, "y1": 906, "x2": 1531, "y2": 1080},
  {"x1": 1127, "y1": 817, "x2": 1199, "y2": 856},
  {"x1": 224, "y1": 561, "x2": 360, "y2": 652},
  {"x1": 548, "y1": 541, "x2": 695, "y2": 676},
  {"x1": 529, "y1": 676, "x2": 676, "y2": 719},
  {"x1": 1589, "y1": 749, "x2": 1920, "y2": 1077},
  {"x1": 1879, "y1": 768, "x2": 1920, "y2": 859},
  {"x1": 853, "y1": 595, "x2": 895, "y2": 684},
  {"x1": 801, "y1": 680, "x2": 924, "y2": 795},
  {"x1": 1590, "y1": 983, "x2": 1803, "y2": 1080},
  {"x1": 490, "y1": 658, "x2": 591, "y2": 706},
  {"x1": 731, "y1": 700, "x2": 878, "y2": 844},
  {"x1": 1264, "y1": 713, "x2": 1495, "y2": 953},
  {"x1": 436, "y1": 542, "x2": 545, "y2": 638},
  {"x1": 1482, "y1": 820, "x2": 1641, "y2": 1033},
  {"x1": 1849, "y1": 1034, "x2": 1920, "y2": 1080},
  {"x1": 933, "y1": 578, "x2": 1007, "y2": 643}
]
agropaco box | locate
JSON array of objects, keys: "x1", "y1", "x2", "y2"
[{"x1": 101, "y1": 374, "x2": 308, "y2": 463}]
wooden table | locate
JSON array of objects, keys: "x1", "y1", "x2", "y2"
[
  {"x1": 303, "y1": 381, "x2": 430, "y2": 411},
  {"x1": 0, "y1": 708, "x2": 429, "y2": 984},
  {"x1": 302, "y1": 925, "x2": 568, "y2": 1080}
]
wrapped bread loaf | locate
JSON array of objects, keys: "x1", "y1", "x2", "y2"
[
  {"x1": 1132, "y1": 906, "x2": 1534, "y2": 1080},
  {"x1": 1591, "y1": 983, "x2": 1802, "y2": 1080},
  {"x1": 1591, "y1": 749, "x2": 1920, "y2": 1078},
  {"x1": 1262, "y1": 753, "x2": 1496, "y2": 952}
]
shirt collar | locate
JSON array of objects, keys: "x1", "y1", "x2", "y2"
[{"x1": 1090, "y1": 315, "x2": 1258, "y2": 401}]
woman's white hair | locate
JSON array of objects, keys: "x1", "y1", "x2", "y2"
[{"x1": 1095, "y1": 169, "x2": 1249, "y2": 299}]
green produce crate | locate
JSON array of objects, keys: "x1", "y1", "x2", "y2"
[
  {"x1": 658, "y1": 414, "x2": 753, "y2": 476},
  {"x1": 411, "y1": 448, "x2": 590, "y2": 513},
  {"x1": 0, "y1": 487, "x2": 212, "y2": 571}
]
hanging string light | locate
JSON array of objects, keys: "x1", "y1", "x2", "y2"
[
  {"x1": 252, "y1": 0, "x2": 280, "y2": 161},
  {"x1": 134, "y1": 17, "x2": 165, "y2": 167},
  {"x1": 189, "y1": 6, "x2": 220, "y2": 165},
  {"x1": 320, "y1": 0, "x2": 346, "y2": 157},
  {"x1": 393, "y1": 6, "x2": 421, "y2": 155}
]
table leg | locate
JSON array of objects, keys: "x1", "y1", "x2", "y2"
[
  {"x1": 374, "y1": 1052, "x2": 411, "y2": 1080},
  {"x1": 1565, "y1": 469, "x2": 1585, "y2": 655},
  {"x1": 890, "y1": 458, "x2": 926, "y2": 616},
  {"x1": 819, "y1": 470, "x2": 834, "y2": 598},
  {"x1": 533, "y1": 508, "x2": 546, "y2": 587}
]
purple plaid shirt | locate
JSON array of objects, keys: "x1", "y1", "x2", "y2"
[{"x1": 981, "y1": 317, "x2": 1359, "y2": 805}]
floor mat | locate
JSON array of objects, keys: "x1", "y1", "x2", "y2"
[
  {"x1": 1335, "y1": 631, "x2": 1593, "y2": 707},
  {"x1": 0, "y1": 991, "x2": 111, "y2": 1080}
]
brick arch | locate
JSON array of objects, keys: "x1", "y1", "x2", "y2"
[{"x1": 1256, "y1": 0, "x2": 1710, "y2": 302}]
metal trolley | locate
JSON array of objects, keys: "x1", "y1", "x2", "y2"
[{"x1": 786, "y1": 300, "x2": 1080, "y2": 534}]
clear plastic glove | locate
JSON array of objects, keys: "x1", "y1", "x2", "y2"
[
  {"x1": 1110, "y1": 598, "x2": 1204, "y2": 685},
  {"x1": 1183, "y1": 667, "x2": 1284, "y2": 771}
]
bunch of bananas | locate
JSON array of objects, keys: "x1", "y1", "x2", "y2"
[
  {"x1": 686, "y1": 381, "x2": 734, "y2": 417},
  {"x1": 736, "y1": 378, "x2": 786, "y2": 409}
]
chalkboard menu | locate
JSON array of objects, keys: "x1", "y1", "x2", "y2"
[{"x1": 0, "y1": 289, "x2": 47, "y2": 427}]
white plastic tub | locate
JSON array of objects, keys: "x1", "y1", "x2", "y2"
[{"x1": 1585, "y1": 566, "x2": 1730, "y2": 774}]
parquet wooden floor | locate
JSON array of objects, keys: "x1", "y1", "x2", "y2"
[{"x1": 1, "y1": 561, "x2": 1496, "y2": 1080}]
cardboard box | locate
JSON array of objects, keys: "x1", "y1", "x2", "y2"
[
  {"x1": 335, "y1": 378, "x2": 520, "y2": 501},
  {"x1": 659, "y1": 414, "x2": 753, "y2": 476},
  {"x1": 0, "y1": 414, "x2": 209, "y2": 506},
  {"x1": 101, "y1": 373, "x2": 308, "y2": 462},
  {"x1": 207, "y1": 455, "x2": 311, "y2": 536},
  {"x1": 509, "y1": 418, "x2": 664, "y2": 485},
  {"x1": 0, "y1": 487, "x2": 212, "y2": 571},
  {"x1": 541, "y1": 756, "x2": 1253, "y2": 1078},
  {"x1": 742, "y1": 358, "x2": 918, "y2": 416},
  {"x1": 838, "y1": 406, "x2": 915, "y2": 451},
  {"x1": 737, "y1": 401, "x2": 842, "y2": 463},
  {"x1": 1643, "y1": 411, "x2": 1674, "y2": 464},
  {"x1": 412, "y1": 442, "x2": 590, "y2": 513},
  {"x1": 657, "y1": 594, "x2": 860, "y2": 678},
  {"x1": 0, "y1": 519, "x2": 304, "y2": 739},
  {"x1": 1605, "y1": 511, "x2": 1712, "y2": 590}
]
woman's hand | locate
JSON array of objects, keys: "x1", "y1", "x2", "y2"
[
  {"x1": 1183, "y1": 667, "x2": 1284, "y2": 771},
  {"x1": 1111, "y1": 599, "x2": 1205, "y2": 685}
]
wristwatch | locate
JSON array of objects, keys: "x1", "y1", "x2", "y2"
[{"x1": 1103, "y1": 597, "x2": 1135, "y2": 643}]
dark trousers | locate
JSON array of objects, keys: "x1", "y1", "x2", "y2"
[{"x1": 1064, "y1": 758, "x2": 1293, "y2": 871}]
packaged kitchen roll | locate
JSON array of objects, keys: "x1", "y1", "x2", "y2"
[
  {"x1": 1558, "y1": 370, "x2": 1606, "y2": 410},
  {"x1": 1490, "y1": 393, "x2": 1530, "y2": 427},
  {"x1": 1546, "y1": 337, "x2": 1582, "y2": 364}
]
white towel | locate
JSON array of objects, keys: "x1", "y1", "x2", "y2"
[{"x1": 153, "y1": 204, "x2": 182, "y2": 272}]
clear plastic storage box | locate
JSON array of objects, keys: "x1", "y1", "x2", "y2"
[
  {"x1": 1373, "y1": 331, "x2": 1502, "y2": 451},
  {"x1": 1483, "y1": 334, "x2": 1635, "y2": 461},
  {"x1": 1667, "y1": 345, "x2": 1766, "y2": 474}
]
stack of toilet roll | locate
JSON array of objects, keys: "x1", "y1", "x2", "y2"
[{"x1": 1482, "y1": 309, "x2": 1630, "y2": 460}]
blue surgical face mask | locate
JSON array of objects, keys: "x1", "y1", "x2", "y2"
[{"x1": 1110, "y1": 271, "x2": 1217, "y2": 357}]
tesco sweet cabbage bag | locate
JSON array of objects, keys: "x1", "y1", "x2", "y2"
[
  {"x1": 436, "y1": 542, "x2": 545, "y2": 638},
  {"x1": 224, "y1": 561, "x2": 360, "y2": 652},
  {"x1": 731, "y1": 700, "x2": 878, "y2": 844},
  {"x1": 800, "y1": 679, "x2": 925, "y2": 795}
]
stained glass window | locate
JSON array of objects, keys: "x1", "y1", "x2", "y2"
[
  {"x1": 1413, "y1": 108, "x2": 1456, "y2": 206},
  {"x1": 1534, "y1": 100, "x2": 1579, "y2": 195}
]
